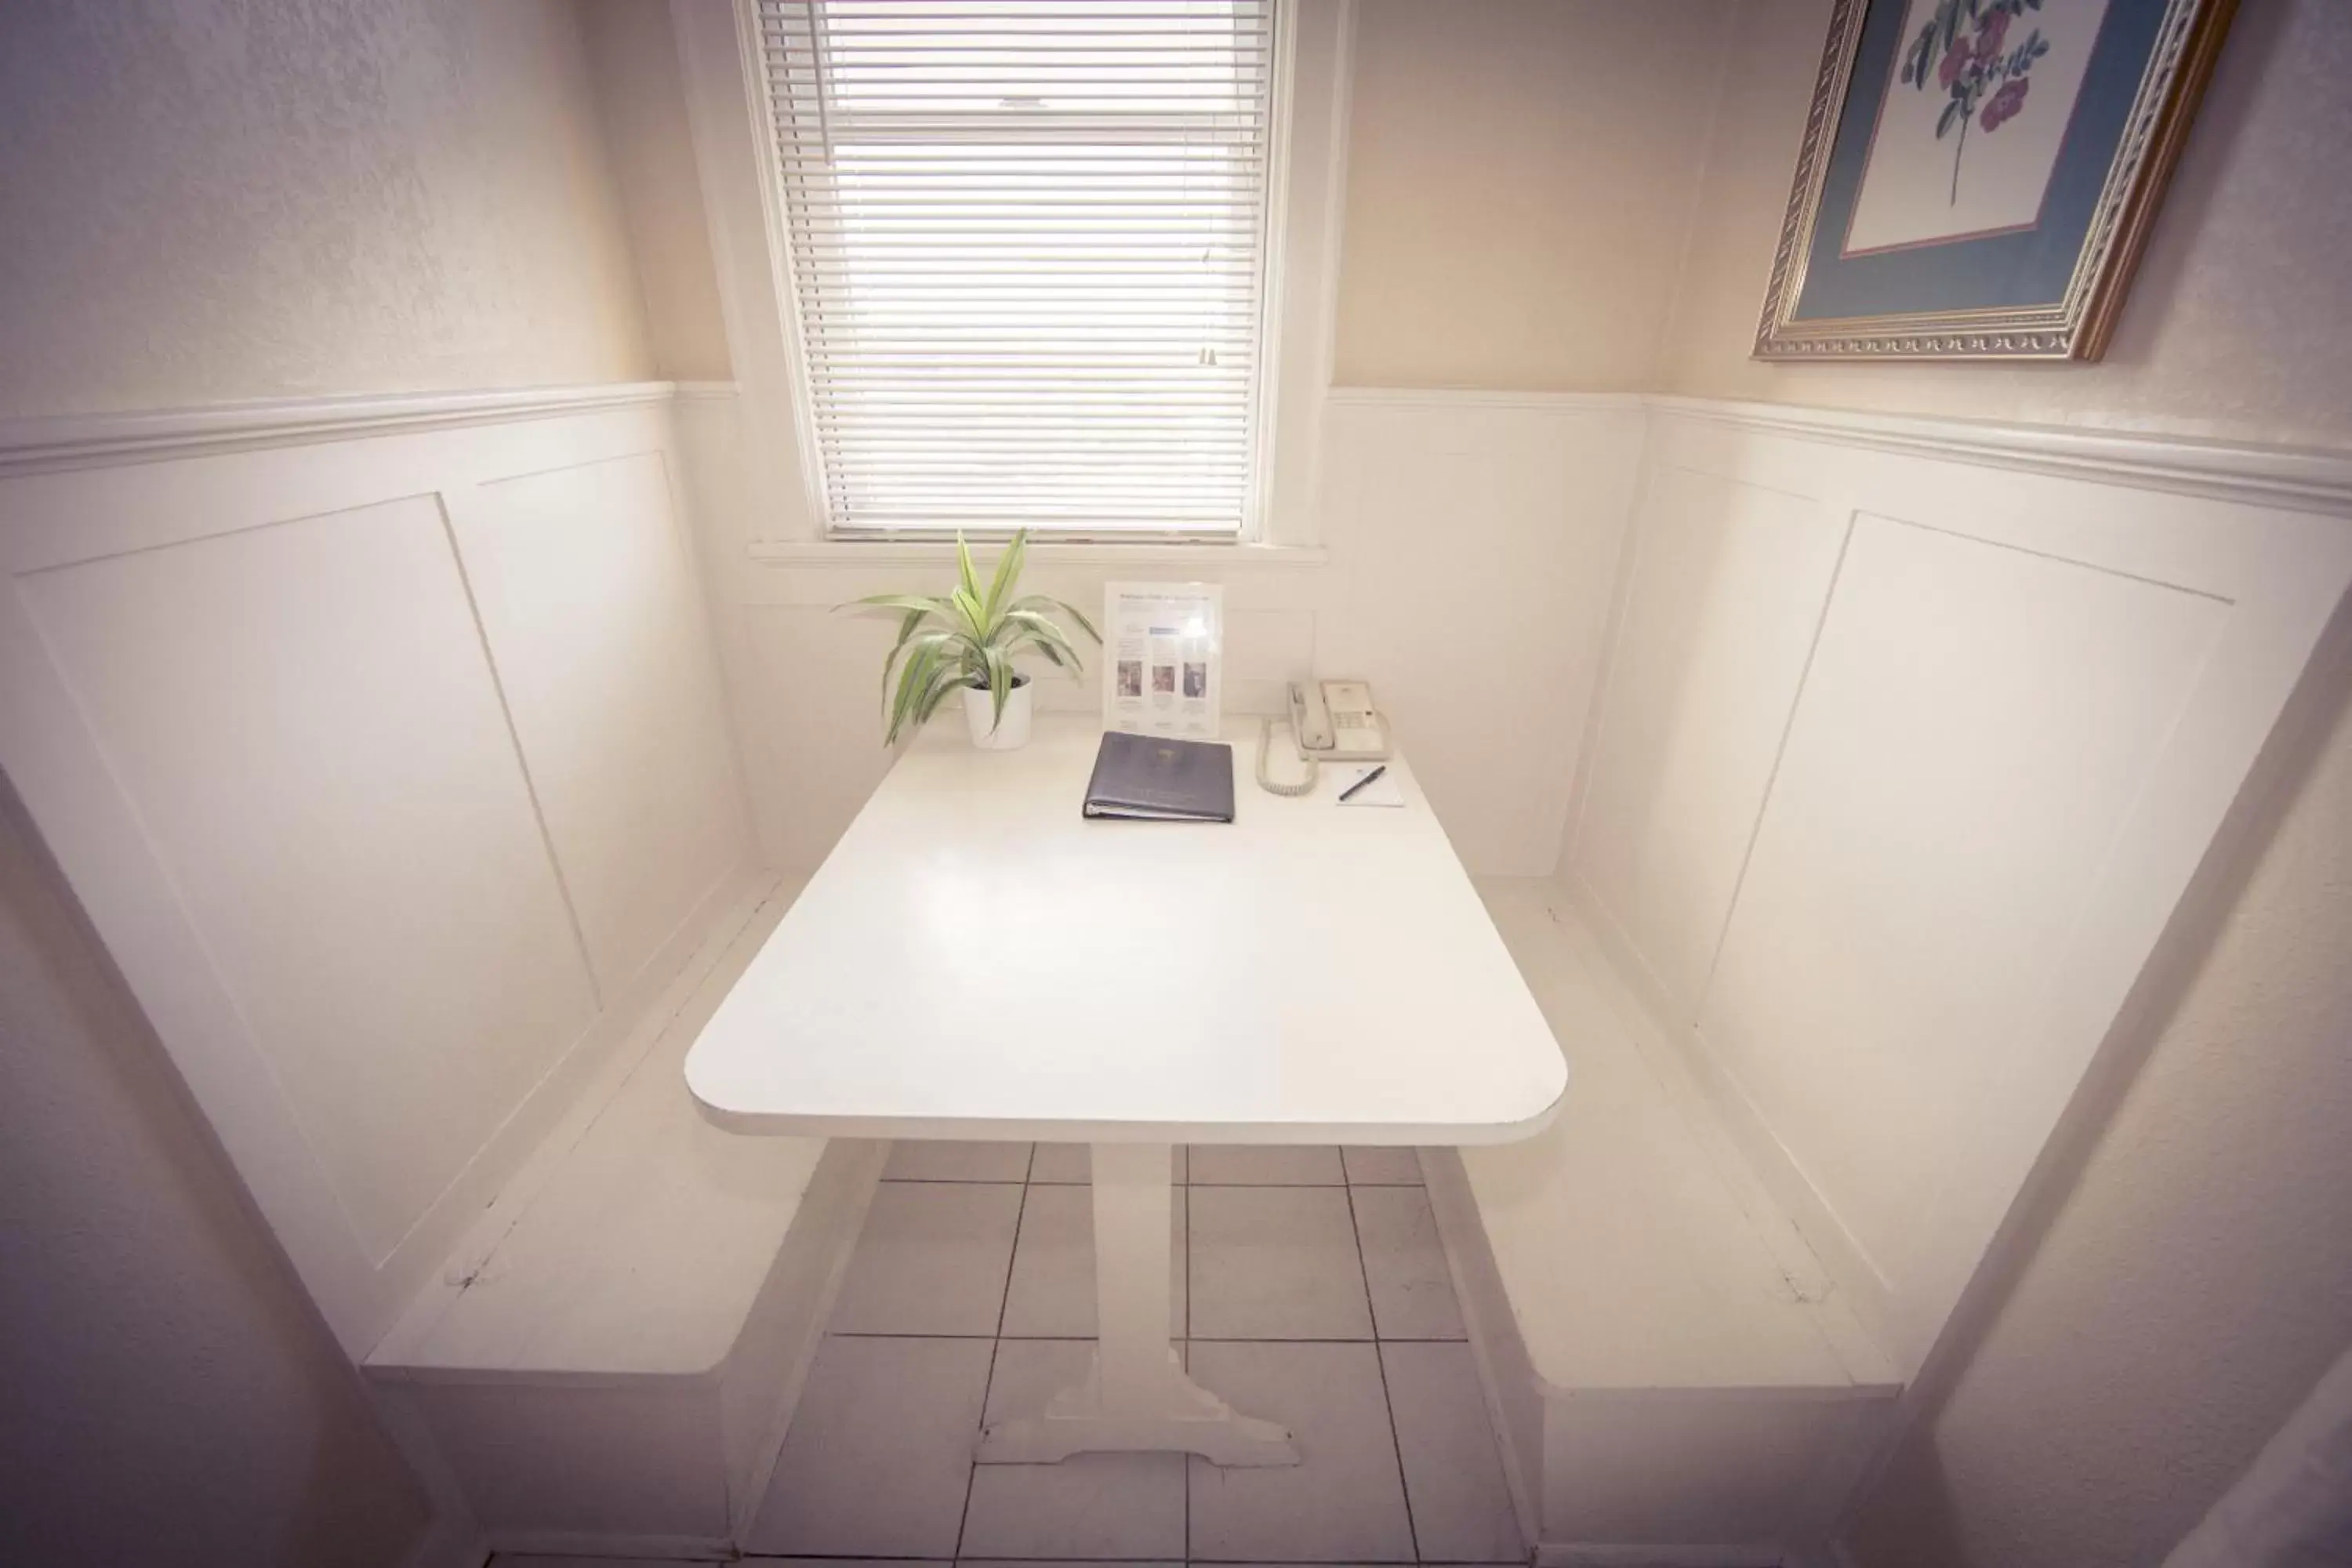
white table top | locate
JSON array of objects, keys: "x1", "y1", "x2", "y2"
[{"x1": 686, "y1": 716, "x2": 1567, "y2": 1145}]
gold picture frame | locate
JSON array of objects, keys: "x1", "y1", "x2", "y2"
[{"x1": 1755, "y1": 0, "x2": 2237, "y2": 362}]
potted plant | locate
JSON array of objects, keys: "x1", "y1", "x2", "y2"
[{"x1": 847, "y1": 530, "x2": 1100, "y2": 751}]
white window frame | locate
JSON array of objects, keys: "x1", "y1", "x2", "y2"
[{"x1": 670, "y1": 0, "x2": 1352, "y2": 556}]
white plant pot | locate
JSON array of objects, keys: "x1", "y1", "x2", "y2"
[{"x1": 963, "y1": 677, "x2": 1033, "y2": 750}]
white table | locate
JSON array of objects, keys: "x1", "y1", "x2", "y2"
[{"x1": 686, "y1": 716, "x2": 1566, "y2": 1465}]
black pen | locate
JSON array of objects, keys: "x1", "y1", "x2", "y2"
[{"x1": 1338, "y1": 764, "x2": 1387, "y2": 802}]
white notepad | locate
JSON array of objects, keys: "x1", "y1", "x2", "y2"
[{"x1": 1336, "y1": 766, "x2": 1404, "y2": 808}]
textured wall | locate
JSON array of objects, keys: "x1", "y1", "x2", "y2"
[
  {"x1": 1333, "y1": 0, "x2": 1736, "y2": 390},
  {"x1": 1842, "y1": 662, "x2": 2352, "y2": 1568},
  {"x1": 581, "y1": 0, "x2": 733, "y2": 382},
  {"x1": 1657, "y1": 0, "x2": 2352, "y2": 448},
  {"x1": 0, "y1": 0, "x2": 654, "y2": 418},
  {"x1": 0, "y1": 782, "x2": 430, "y2": 1567}
]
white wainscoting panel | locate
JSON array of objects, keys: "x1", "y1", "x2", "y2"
[
  {"x1": 456, "y1": 450, "x2": 750, "y2": 998},
  {"x1": 1571, "y1": 463, "x2": 1848, "y2": 1022},
  {"x1": 20, "y1": 495, "x2": 601, "y2": 1265},
  {"x1": 729, "y1": 558, "x2": 1334, "y2": 874},
  {"x1": 1701, "y1": 509, "x2": 2227, "y2": 1348},
  {"x1": 0, "y1": 395, "x2": 756, "y2": 1357},
  {"x1": 709, "y1": 391, "x2": 1645, "y2": 879},
  {"x1": 1319, "y1": 394, "x2": 1643, "y2": 881},
  {"x1": 735, "y1": 601, "x2": 901, "y2": 878},
  {"x1": 1566, "y1": 405, "x2": 2352, "y2": 1375}
]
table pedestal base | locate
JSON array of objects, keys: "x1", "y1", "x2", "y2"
[
  {"x1": 975, "y1": 1345, "x2": 1298, "y2": 1465},
  {"x1": 975, "y1": 1142, "x2": 1299, "y2": 1468}
]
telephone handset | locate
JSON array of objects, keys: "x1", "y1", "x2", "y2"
[
  {"x1": 1292, "y1": 680, "x2": 1390, "y2": 760},
  {"x1": 1258, "y1": 679, "x2": 1392, "y2": 795}
]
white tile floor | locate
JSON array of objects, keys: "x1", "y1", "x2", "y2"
[{"x1": 494, "y1": 1143, "x2": 1524, "y2": 1568}]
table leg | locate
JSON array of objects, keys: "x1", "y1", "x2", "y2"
[{"x1": 975, "y1": 1141, "x2": 1299, "y2": 1466}]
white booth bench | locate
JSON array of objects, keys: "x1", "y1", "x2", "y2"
[
  {"x1": 1404, "y1": 403, "x2": 2352, "y2": 1563},
  {"x1": 1428, "y1": 880, "x2": 1900, "y2": 1563},
  {"x1": 363, "y1": 876, "x2": 885, "y2": 1558}
]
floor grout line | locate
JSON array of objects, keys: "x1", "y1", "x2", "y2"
[
  {"x1": 880, "y1": 1177, "x2": 1033, "y2": 1185},
  {"x1": 1343, "y1": 1176, "x2": 1424, "y2": 1563},
  {"x1": 984, "y1": 1185, "x2": 1412, "y2": 1192},
  {"x1": 826, "y1": 1330, "x2": 1471, "y2": 1343},
  {"x1": 952, "y1": 1162, "x2": 1031, "y2": 1561},
  {"x1": 1181, "y1": 1145, "x2": 1192, "y2": 1562}
]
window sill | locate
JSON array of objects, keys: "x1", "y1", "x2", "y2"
[{"x1": 747, "y1": 539, "x2": 1330, "y2": 569}]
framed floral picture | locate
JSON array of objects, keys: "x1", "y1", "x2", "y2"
[{"x1": 1755, "y1": 0, "x2": 2237, "y2": 361}]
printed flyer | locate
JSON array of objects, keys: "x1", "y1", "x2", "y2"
[{"x1": 1102, "y1": 581, "x2": 1222, "y2": 739}]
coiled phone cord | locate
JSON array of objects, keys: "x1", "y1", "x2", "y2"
[{"x1": 1255, "y1": 716, "x2": 1317, "y2": 797}]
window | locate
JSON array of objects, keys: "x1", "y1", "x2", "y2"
[{"x1": 755, "y1": 1, "x2": 1279, "y2": 538}]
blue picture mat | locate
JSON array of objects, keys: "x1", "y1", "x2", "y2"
[{"x1": 1793, "y1": 0, "x2": 2165, "y2": 322}]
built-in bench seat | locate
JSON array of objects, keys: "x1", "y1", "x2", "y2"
[
  {"x1": 1423, "y1": 877, "x2": 1901, "y2": 1564},
  {"x1": 365, "y1": 873, "x2": 886, "y2": 1558}
]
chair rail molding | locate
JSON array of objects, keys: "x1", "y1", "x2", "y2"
[
  {"x1": 1318, "y1": 390, "x2": 2352, "y2": 515},
  {"x1": 747, "y1": 539, "x2": 1331, "y2": 573},
  {"x1": 0, "y1": 380, "x2": 684, "y2": 477},
  {"x1": 1644, "y1": 394, "x2": 2352, "y2": 516},
  {"x1": 1325, "y1": 388, "x2": 1648, "y2": 415}
]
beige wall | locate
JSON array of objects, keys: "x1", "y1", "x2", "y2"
[
  {"x1": 0, "y1": 0, "x2": 655, "y2": 419},
  {"x1": 1842, "y1": 655, "x2": 2352, "y2": 1568},
  {"x1": 1333, "y1": 0, "x2": 1736, "y2": 390},
  {"x1": 1659, "y1": 0, "x2": 2352, "y2": 448},
  {"x1": 582, "y1": 0, "x2": 734, "y2": 383},
  {"x1": 0, "y1": 781, "x2": 430, "y2": 1566}
]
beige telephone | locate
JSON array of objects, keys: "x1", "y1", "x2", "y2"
[{"x1": 1258, "y1": 679, "x2": 1392, "y2": 795}]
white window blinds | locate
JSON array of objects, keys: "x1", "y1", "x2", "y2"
[{"x1": 755, "y1": 1, "x2": 1277, "y2": 536}]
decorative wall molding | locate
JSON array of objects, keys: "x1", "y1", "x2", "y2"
[
  {"x1": 21, "y1": 379, "x2": 2334, "y2": 521},
  {"x1": 1646, "y1": 394, "x2": 2352, "y2": 517},
  {"x1": 1327, "y1": 387, "x2": 1646, "y2": 415},
  {"x1": 0, "y1": 380, "x2": 681, "y2": 478},
  {"x1": 747, "y1": 539, "x2": 1329, "y2": 568},
  {"x1": 1320, "y1": 389, "x2": 2352, "y2": 517}
]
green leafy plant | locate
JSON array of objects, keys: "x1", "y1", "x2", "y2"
[{"x1": 844, "y1": 530, "x2": 1102, "y2": 744}]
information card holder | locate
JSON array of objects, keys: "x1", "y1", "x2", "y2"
[{"x1": 1102, "y1": 582, "x2": 1224, "y2": 739}]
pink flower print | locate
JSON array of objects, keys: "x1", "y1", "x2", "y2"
[
  {"x1": 1974, "y1": 10, "x2": 2011, "y2": 64},
  {"x1": 1903, "y1": 2, "x2": 2053, "y2": 205},
  {"x1": 1981, "y1": 75, "x2": 2030, "y2": 132}
]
